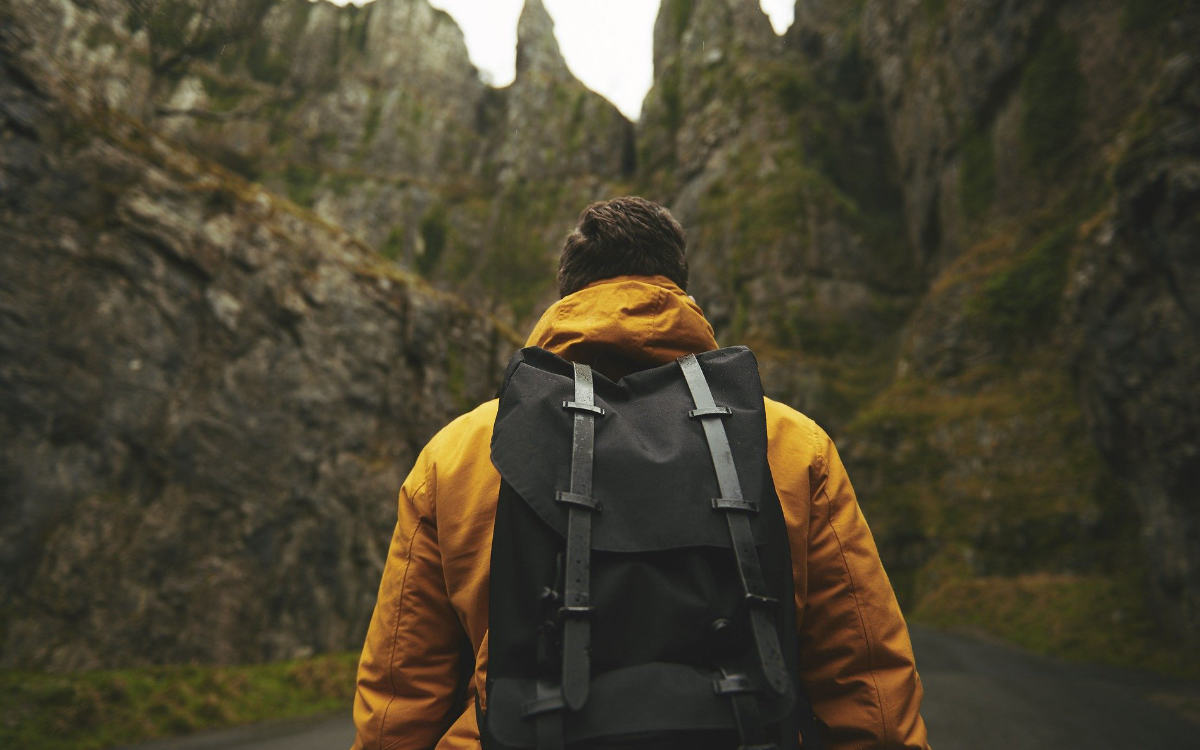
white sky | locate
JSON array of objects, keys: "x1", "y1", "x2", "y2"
[{"x1": 322, "y1": 0, "x2": 795, "y2": 120}]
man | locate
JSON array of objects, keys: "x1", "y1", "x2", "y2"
[{"x1": 351, "y1": 197, "x2": 929, "y2": 749}]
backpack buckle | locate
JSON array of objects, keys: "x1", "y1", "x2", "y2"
[
  {"x1": 539, "y1": 586, "x2": 561, "y2": 605},
  {"x1": 744, "y1": 592, "x2": 779, "y2": 608},
  {"x1": 558, "y1": 604, "x2": 595, "y2": 618},
  {"x1": 712, "y1": 671, "x2": 755, "y2": 695},
  {"x1": 562, "y1": 400, "x2": 605, "y2": 416},
  {"x1": 555, "y1": 490, "x2": 602, "y2": 511},
  {"x1": 688, "y1": 405, "x2": 732, "y2": 419},
  {"x1": 712, "y1": 496, "x2": 758, "y2": 512}
]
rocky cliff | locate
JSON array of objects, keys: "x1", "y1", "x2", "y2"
[
  {"x1": 0, "y1": 1, "x2": 519, "y2": 669},
  {"x1": 630, "y1": 0, "x2": 1199, "y2": 652},
  {"x1": 2, "y1": 0, "x2": 1198, "y2": 670}
]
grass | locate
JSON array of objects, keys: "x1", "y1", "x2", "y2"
[
  {"x1": 914, "y1": 573, "x2": 1200, "y2": 678},
  {"x1": 0, "y1": 653, "x2": 357, "y2": 750},
  {"x1": 845, "y1": 356, "x2": 1132, "y2": 599}
]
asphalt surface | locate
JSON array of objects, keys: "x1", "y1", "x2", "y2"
[
  {"x1": 122, "y1": 624, "x2": 1200, "y2": 750},
  {"x1": 910, "y1": 625, "x2": 1199, "y2": 749}
]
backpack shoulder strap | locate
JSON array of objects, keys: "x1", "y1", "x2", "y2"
[
  {"x1": 678, "y1": 353, "x2": 790, "y2": 697},
  {"x1": 557, "y1": 362, "x2": 601, "y2": 711}
]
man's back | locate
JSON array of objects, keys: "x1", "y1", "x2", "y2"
[{"x1": 351, "y1": 275, "x2": 928, "y2": 749}]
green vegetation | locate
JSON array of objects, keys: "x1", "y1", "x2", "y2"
[
  {"x1": 660, "y1": 65, "x2": 684, "y2": 137},
  {"x1": 846, "y1": 360, "x2": 1128, "y2": 605},
  {"x1": 208, "y1": 145, "x2": 261, "y2": 181},
  {"x1": 477, "y1": 182, "x2": 564, "y2": 320},
  {"x1": 959, "y1": 124, "x2": 996, "y2": 219},
  {"x1": 1121, "y1": 0, "x2": 1183, "y2": 32},
  {"x1": 85, "y1": 22, "x2": 123, "y2": 50},
  {"x1": 381, "y1": 225, "x2": 406, "y2": 261},
  {"x1": 759, "y1": 50, "x2": 907, "y2": 266},
  {"x1": 1020, "y1": 22, "x2": 1085, "y2": 174},
  {"x1": 915, "y1": 573, "x2": 1200, "y2": 677},
  {"x1": 418, "y1": 204, "x2": 449, "y2": 275},
  {"x1": 247, "y1": 44, "x2": 289, "y2": 85},
  {"x1": 0, "y1": 652, "x2": 356, "y2": 750},
  {"x1": 666, "y1": 0, "x2": 696, "y2": 42},
  {"x1": 362, "y1": 98, "x2": 383, "y2": 145},
  {"x1": 771, "y1": 63, "x2": 819, "y2": 115},
  {"x1": 444, "y1": 346, "x2": 470, "y2": 412},
  {"x1": 125, "y1": 0, "x2": 193, "y2": 51},
  {"x1": 327, "y1": 172, "x2": 359, "y2": 198},
  {"x1": 282, "y1": 163, "x2": 322, "y2": 207},
  {"x1": 965, "y1": 223, "x2": 1075, "y2": 351},
  {"x1": 345, "y1": 3, "x2": 372, "y2": 54},
  {"x1": 199, "y1": 75, "x2": 252, "y2": 113}
]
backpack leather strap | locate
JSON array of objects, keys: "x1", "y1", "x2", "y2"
[
  {"x1": 526, "y1": 680, "x2": 564, "y2": 750},
  {"x1": 557, "y1": 361, "x2": 600, "y2": 711},
  {"x1": 679, "y1": 354, "x2": 790, "y2": 696},
  {"x1": 714, "y1": 669, "x2": 777, "y2": 750}
]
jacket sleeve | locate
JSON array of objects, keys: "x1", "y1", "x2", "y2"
[
  {"x1": 351, "y1": 448, "x2": 467, "y2": 750},
  {"x1": 798, "y1": 425, "x2": 929, "y2": 750}
]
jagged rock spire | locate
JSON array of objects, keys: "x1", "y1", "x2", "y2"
[
  {"x1": 515, "y1": 0, "x2": 571, "y2": 79},
  {"x1": 653, "y1": 0, "x2": 776, "y2": 74}
]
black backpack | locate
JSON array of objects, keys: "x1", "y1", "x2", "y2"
[{"x1": 481, "y1": 346, "x2": 821, "y2": 750}]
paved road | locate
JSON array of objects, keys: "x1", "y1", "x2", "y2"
[
  {"x1": 124, "y1": 624, "x2": 1199, "y2": 749},
  {"x1": 910, "y1": 625, "x2": 1198, "y2": 749}
]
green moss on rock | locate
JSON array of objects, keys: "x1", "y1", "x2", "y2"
[
  {"x1": 282, "y1": 163, "x2": 321, "y2": 207},
  {"x1": 418, "y1": 205, "x2": 449, "y2": 275},
  {"x1": 199, "y1": 75, "x2": 252, "y2": 113},
  {"x1": 381, "y1": 225, "x2": 405, "y2": 261},
  {"x1": 362, "y1": 97, "x2": 382, "y2": 145},
  {"x1": 845, "y1": 360, "x2": 1129, "y2": 604},
  {"x1": 1020, "y1": 22, "x2": 1086, "y2": 174},
  {"x1": 965, "y1": 223, "x2": 1075, "y2": 350},
  {"x1": 959, "y1": 124, "x2": 996, "y2": 220},
  {"x1": 922, "y1": 0, "x2": 947, "y2": 20},
  {"x1": 1121, "y1": 0, "x2": 1183, "y2": 31},
  {"x1": 666, "y1": 0, "x2": 696, "y2": 42},
  {"x1": 247, "y1": 44, "x2": 289, "y2": 85}
]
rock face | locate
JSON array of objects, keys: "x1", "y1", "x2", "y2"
[
  {"x1": 3, "y1": 0, "x2": 1199, "y2": 670},
  {"x1": 0, "y1": 8, "x2": 513, "y2": 669},
  {"x1": 638, "y1": 0, "x2": 912, "y2": 430},
  {"x1": 850, "y1": 0, "x2": 1200, "y2": 645},
  {"x1": 632, "y1": 0, "x2": 1200, "y2": 647},
  {"x1": 1068, "y1": 48, "x2": 1200, "y2": 642}
]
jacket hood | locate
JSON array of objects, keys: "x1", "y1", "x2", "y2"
[{"x1": 525, "y1": 275, "x2": 718, "y2": 380}]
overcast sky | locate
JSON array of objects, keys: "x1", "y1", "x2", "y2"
[{"x1": 323, "y1": 0, "x2": 795, "y2": 120}]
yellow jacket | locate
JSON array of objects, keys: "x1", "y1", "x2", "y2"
[{"x1": 352, "y1": 276, "x2": 929, "y2": 750}]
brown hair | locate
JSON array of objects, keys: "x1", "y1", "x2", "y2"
[{"x1": 556, "y1": 196, "x2": 688, "y2": 297}]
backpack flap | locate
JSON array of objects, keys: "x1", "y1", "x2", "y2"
[{"x1": 491, "y1": 346, "x2": 775, "y2": 553}]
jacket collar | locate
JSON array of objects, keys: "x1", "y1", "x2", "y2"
[{"x1": 525, "y1": 275, "x2": 718, "y2": 380}]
